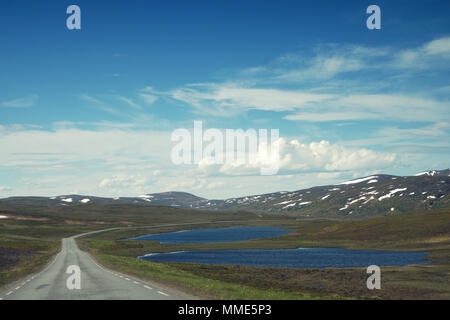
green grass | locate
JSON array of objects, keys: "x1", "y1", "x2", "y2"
[
  {"x1": 0, "y1": 202, "x2": 264, "y2": 225},
  {"x1": 0, "y1": 220, "x2": 103, "y2": 287}
]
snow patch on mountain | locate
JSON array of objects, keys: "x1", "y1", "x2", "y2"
[
  {"x1": 415, "y1": 171, "x2": 437, "y2": 177},
  {"x1": 378, "y1": 188, "x2": 407, "y2": 201},
  {"x1": 338, "y1": 176, "x2": 378, "y2": 185}
]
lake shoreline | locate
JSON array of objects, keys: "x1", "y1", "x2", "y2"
[{"x1": 138, "y1": 247, "x2": 431, "y2": 269}]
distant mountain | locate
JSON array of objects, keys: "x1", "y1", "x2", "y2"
[
  {"x1": 120, "y1": 191, "x2": 206, "y2": 207},
  {"x1": 1, "y1": 169, "x2": 448, "y2": 219},
  {"x1": 194, "y1": 171, "x2": 449, "y2": 218},
  {"x1": 0, "y1": 192, "x2": 205, "y2": 208},
  {"x1": 414, "y1": 169, "x2": 449, "y2": 177},
  {"x1": 0, "y1": 195, "x2": 113, "y2": 207}
]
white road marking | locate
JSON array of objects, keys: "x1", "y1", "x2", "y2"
[
  {"x1": 15, "y1": 287, "x2": 20, "y2": 290},
  {"x1": 0, "y1": 298, "x2": 3, "y2": 300},
  {"x1": 88, "y1": 254, "x2": 174, "y2": 297},
  {"x1": 6, "y1": 292, "x2": 13, "y2": 296}
]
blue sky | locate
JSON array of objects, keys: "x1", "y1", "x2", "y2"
[{"x1": 0, "y1": 0, "x2": 449, "y2": 198}]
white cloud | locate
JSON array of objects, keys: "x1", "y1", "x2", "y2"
[
  {"x1": 395, "y1": 37, "x2": 450, "y2": 68},
  {"x1": 116, "y1": 96, "x2": 142, "y2": 109},
  {"x1": 141, "y1": 37, "x2": 450, "y2": 122},
  {"x1": 285, "y1": 94, "x2": 449, "y2": 122},
  {"x1": 161, "y1": 82, "x2": 448, "y2": 122},
  {"x1": 238, "y1": 44, "x2": 390, "y2": 83},
  {"x1": 0, "y1": 127, "x2": 175, "y2": 196},
  {"x1": 164, "y1": 84, "x2": 333, "y2": 114},
  {"x1": 285, "y1": 112, "x2": 378, "y2": 122},
  {"x1": 282, "y1": 139, "x2": 396, "y2": 172},
  {"x1": 80, "y1": 94, "x2": 103, "y2": 105},
  {"x1": 207, "y1": 181, "x2": 224, "y2": 189},
  {"x1": 277, "y1": 56, "x2": 364, "y2": 82},
  {"x1": 99, "y1": 174, "x2": 148, "y2": 188},
  {"x1": 250, "y1": 38, "x2": 449, "y2": 81},
  {"x1": 194, "y1": 138, "x2": 396, "y2": 176},
  {"x1": 0, "y1": 125, "x2": 399, "y2": 198},
  {"x1": 0, "y1": 128, "x2": 171, "y2": 171},
  {"x1": 0, "y1": 95, "x2": 38, "y2": 108},
  {"x1": 424, "y1": 37, "x2": 450, "y2": 56},
  {"x1": 148, "y1": 39, "x2": 450, "y2": 121},
  {"x1": 139, "y1": 93, "x2": 157, "y2": 105},
  {"x1": 165, "y1": 177, "x2": 208, "y2": 192},
  {"x1": 80, "y1": 94, "x2": 122, "y2": 115},
  {"x1": 376, "y1": 122, "x2": 450, "y2": 140}
]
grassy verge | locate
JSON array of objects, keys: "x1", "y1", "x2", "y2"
[
  {"x1": 88, "y1": 251, "x2": 336, "y2": 300},
  {"x1": 0, "y1": 240, "x2": 59, "y2": 287},
  {"x1": 0, "y1": 220, "x2": 106, "y2": 288}
]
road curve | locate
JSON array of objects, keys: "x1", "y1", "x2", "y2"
[{"x1": 0, "y1": 220, "x2": 265, "y2": 300}]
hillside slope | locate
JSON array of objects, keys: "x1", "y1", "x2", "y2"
[{"x1": 1, "y1": 169, "x2": 448, "y2": 219}]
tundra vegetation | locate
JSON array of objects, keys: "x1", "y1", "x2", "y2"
[{"x1": 1, "y1": 201, "x2": 449, "y2": 299}]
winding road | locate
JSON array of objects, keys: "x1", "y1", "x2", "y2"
[
  {"x1": 0, "y1": 220, "x2": 265, "y2": 300},
  {"x1": 0, "y1": 221, "x2": 255, "y2": 300}
]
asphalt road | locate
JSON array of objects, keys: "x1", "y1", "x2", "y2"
[{"x1": 0, "y1": 228, "x2": 202, "y2": 300}]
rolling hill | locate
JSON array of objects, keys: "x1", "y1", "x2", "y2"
[{"x1": 1, "y1": 169, "x2": 448, "y2": 219}]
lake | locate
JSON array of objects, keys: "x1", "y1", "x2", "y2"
[
  {"x1": 130, "y1": 226, "x2": 430, "y2": 268},
  {"x1": 139, "y1": 248, "x2": 430, "y2": 268},
  {"x1": 126, "y1": 226, "x2": 292, "y2": 244}
]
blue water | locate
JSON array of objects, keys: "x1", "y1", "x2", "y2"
[
  {"x1": 126, "y1": 226, "x2": 292, "y2": 244},
  {"x1": 139, "y1": 248, "x2": 430, "y2": 269}
]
